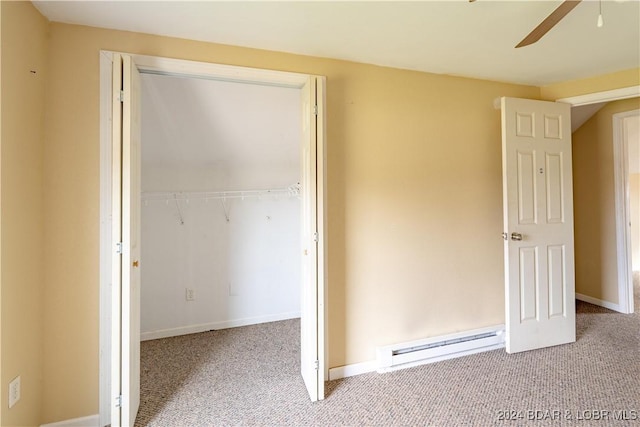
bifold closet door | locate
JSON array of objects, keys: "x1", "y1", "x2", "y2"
[
  {"x1": 300, "y1": 75, "x2": 324, "y2": 402},
  {"x1": 111, "y1": 53, "x2": 142, "y2": 427}
]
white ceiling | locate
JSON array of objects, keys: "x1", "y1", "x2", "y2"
[
  {"x1": 33, "y1": 0, "x2": 640, "y2": 87},
  {"x1": 141, "y1": 73, "x2": 300, "y2": 170}
]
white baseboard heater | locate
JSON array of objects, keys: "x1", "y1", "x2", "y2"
[{"x1": 376, "y1": 325, "x2": 505, "y2": 373}]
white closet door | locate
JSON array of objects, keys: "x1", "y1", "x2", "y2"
[
  {"x1": 300, "y1": 76, "x2": 323, "y2": 401},
  {"x1": 111, "y1": 53, "x2": 142, "y2": 426}
]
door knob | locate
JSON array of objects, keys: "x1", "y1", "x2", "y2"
[{"x1": 510, "y1": 232, "x2": 523, "y2": 241}]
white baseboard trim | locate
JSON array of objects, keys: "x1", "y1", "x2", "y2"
[
  {"x1": 576, "y1": 293, "x2": 622, "y2": 312},
  {"x1": 141, "y1": 311, "x2": 301, "y2": 341},
  {"x1": 41, "y1": 414, "x2": 99, "y2": 427},
  {"x1": 328, "y1": 360, "x2": 377, "y2": 380}
]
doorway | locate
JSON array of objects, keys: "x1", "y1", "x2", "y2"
[
  {"x1": 559, "y1": 87, "x2": 640, "y2": 314},
  {"x1": 98, "y1": 52, "x2": 327, "y2": 427},
  {"x1": 139, "y1": 72, "x2": 303, "y2": 340}
]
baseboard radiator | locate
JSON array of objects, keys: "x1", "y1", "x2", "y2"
[{"x1": 376, "y1": 325, "x2": 505, "y2": 373}]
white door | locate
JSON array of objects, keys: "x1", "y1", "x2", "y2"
[
  {"x1": 501, "y1": 97, "x2": 576, "y2": 354},
  {"x1": 300, "y1": 76, "x2": 324, "y2": 401},
  {"x1": 111, "y1": 53, "x2": 142, "y2": 426}
]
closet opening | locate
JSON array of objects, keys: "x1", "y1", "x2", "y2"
[
  {"x1": 139, "y1": 73, "x2": 303, "y2": 340},
  {"x1": 99, "y1": 52, "x2": 327, "y2": 426}
]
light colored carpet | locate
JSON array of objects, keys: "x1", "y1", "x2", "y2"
[{"x1": 136, "y1": 292, "x2": 640, "y2": 426}]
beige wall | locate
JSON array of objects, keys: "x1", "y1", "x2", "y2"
[
  {"x1": 39, "y1": 22, "x2": 542, "y2": 422},
  {"x1": 540, "y1": 68, "x2": 640, "y2": 100},
  {"x1": 0, "y1": 2, "x2": 48, "y2": 426},
  {"x1": 572, "y1": 98, "x2": 640, "y2": 303}
]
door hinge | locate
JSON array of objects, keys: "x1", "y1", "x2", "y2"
[
  {"x1": 119, "y1": 90, "x2": 124, "y2": 102},
  {"x1": 314, "y1": 360, "x2": 319, "y2": 370},
  {"x1": 313, "y1": 104, "x2": 318, "y2": 116},
  {"x1": 313, "y1": 232, "x2": 318, "y2": 243},
  {"x1": 115, "y1": 395, "x2": 122, "y2": 408},
  {"x1": 116, "y1": 242, "x2": 123, "y2": 254}
]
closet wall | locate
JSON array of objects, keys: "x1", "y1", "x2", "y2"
[{"x1": 140, "y1": 73, "x2": 302, "y2": 340}]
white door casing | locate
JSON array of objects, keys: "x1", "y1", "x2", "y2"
[
  {"x1": 501, "y1": 97, "x2": 576, "y2": 354},
  {"x1": 104, "y1": 53, "x2": 327, "y2": 422},
  {"x1": 613, "y1": 109, "x2": 640, "y2": 314},
  {"x1": 110, "y1": 53, "x2": 123, "y2": 427},
  {"x1": 111, "y1": 53, "x2": 142, "y2": 426}
]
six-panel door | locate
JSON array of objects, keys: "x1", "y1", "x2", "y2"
[{"x1": 501, "y1": 97, "x2": 576, "y2": 354}]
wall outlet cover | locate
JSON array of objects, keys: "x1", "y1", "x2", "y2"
[{"x1": 9, "y1": 375, "x2": 20, "y2": 408}]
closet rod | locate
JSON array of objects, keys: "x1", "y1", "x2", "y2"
[{"x1": 141, "y1": 184, "x2": 300, "y2": 202}]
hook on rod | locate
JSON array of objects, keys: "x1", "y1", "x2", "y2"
[
  {"x1": 221, "y1": 198, "x2": 230, "y2": 222},
  {"x1": 174, "y1": 194, "x2": 185, "y2": 225}
]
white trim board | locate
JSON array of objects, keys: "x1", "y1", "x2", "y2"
[
  {"x1": 612, "y1": 109, "x2": 640, "y2": 315},
  {"x1": 492, "y1": 86, "x2": 639, "y2": 112},
  {"x1": 98, "y1": 50, "x2": 113, "y2": 427},
  {"x1": 128, "y1": 53, "x2": 309, "y2": 88},
  {"x1": 40, "y1": 414, "x2": 99, "y2": 427},
  {"x1": 140, "y1": 312, "x2": 301, "y2": 341},
  {"x1": 328, "y1": 360, "x2": 378, "y2": 380},
  {"x1": 557, "y1": 85, "x2": 640, "y2": 107},
  {"x1": 576, "y1": 293, "x2": 622, "y2": 312}
]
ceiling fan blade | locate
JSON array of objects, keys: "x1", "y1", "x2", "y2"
[{"x1": 516, "y1": 0, "x2": 582, "y2": 48}]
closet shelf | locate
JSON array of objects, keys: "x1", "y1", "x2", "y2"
[{"x1": 141, "y1": 184, "x2": 301, "y2": 202}]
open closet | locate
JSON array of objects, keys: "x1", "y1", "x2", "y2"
[
  {"x1": 102, "y1": 54, "x2": 325, "y2": 424},
  {"x1": 139, "y1": 72, "x2": 302, "y2": 341}
]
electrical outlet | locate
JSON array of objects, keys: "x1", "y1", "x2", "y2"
[
  {"x1": 185, "y1": 288, "x2": 195, "y2": 301},
  {"x1": 9, "y1": 376, "x2": 20, "y2": 408}
]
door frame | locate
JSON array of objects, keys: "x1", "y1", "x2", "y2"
[
  {"x1": 611, "y1": 108, "x2": 640, "y2": 314},
  {"x1": 98, "y1": 51, "x2": 328, "y2": 426},
  {"x1": 558, "y1": 85, "x2": 640, "y2": 314}
]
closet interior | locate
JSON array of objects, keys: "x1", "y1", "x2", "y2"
[{"x1": 139, "y1": 72, "x2": 303, "y2": 341}]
